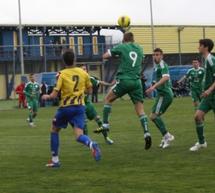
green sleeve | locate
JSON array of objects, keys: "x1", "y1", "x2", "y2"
[
  {"x1": 24, "y1": 84, "x2": 31, "y2": 98},
  {"x1": 211, "y1": 58, "x2": 215, "y2": 77},
  {"x1": 36, "y1": 84, "x2": 40, "y2": 100},
  {"x1": 186, "y1": 69, "x2": 191, "y2": 78},
  {"x1": 160, "y1": 63, "x2": 169, "y2": 76},
  {"x1": 109, "y1": 44, "x2": 123, "y2": 56},
  {"x1": 90, "y1": 77, "x2": 100, "y2": 87}
]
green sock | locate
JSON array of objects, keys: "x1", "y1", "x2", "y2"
[
  {"x1": 95, "y1": 116, "x2": 102, "y2": 127},
  {"x1": 139, "y1": 115, "x2": 149, "y2": 134},
  {"x1": 196, "y1": 122, "x2": 205, "y2": 144},
  {"x1": 29, "y1": 112, "x2": 33, "y2": 123},
  {"x1": 32, "y1": 113, "x2": 37, "y2": 119},
  {"x1": 102, "y1": 130, "x2": 108, "y2": 138},
  {"x1": 152, "y1": 116, "x2": 167, "y2": 136},
  {"x1": 103, "y1": 104, "x2": 112, "y2": 124}
]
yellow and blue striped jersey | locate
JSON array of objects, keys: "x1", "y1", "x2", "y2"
[{"x1": 54, "y1": 67, "x2": 92, "y2": 107}]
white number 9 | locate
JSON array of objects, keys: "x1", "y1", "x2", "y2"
[{"x1": 129, "y1": 51, "x2": 138, "y2": 67}]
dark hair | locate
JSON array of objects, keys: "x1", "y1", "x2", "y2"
[
  {"x1": 29, "y1": 73, "x2": 34, "y2": 77},
  {"x1": 153, "y1": 48, "x2": 163, "y2": 54},
  {"x1": 192, "y1": 57, "x2": 200, "y2": 62},
  {"x1": 199, "y1": 39, "x2": 214, "y2": 52},
  {"x1": 123, "y1": 32, "x2": 134, "y2": 42},
  {"x1": 62, "y1": 49, "x2": 75, "y2": 66}
]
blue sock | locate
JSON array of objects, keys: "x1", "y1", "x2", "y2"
[
  {"x1": 77, "y1": 135, "x2": 92, "y2": 147},
  {"x1": 51, "y1": 132, "x2": 59, "y2": 156}
]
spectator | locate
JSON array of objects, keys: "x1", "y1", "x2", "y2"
[
  {"x1": 15, "y1": 81, "x2": 26, "y2": 108},
  {"x1": 91, "y1": 76, "x2": 100, "y2": 103},
  {"x1": 40, "y1": 82, "x2": 48, "y2": 107}
]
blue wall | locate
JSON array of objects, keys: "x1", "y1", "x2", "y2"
[{"x1": 0, "y1": 29, "x2": 106, "y2": 61}]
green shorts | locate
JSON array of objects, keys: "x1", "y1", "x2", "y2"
[
  {"x1": 27, "y1": 100, "x2": 38, "y2": 112},
  {"x1": 112, "y1": 79, "x2": 143, "y2": 104},
  {"x1": 198, "y1": 95, "x2": 215, "y2": 113},
  {"x1": 152, "y1": 93, "x2": 173, "y2": 115},
  {"x1": 191, "y1": 89, "x2": 202, "y2": 102},
  {"x1": 85, "y1": 101, "x2": 97, "y2": 120}
]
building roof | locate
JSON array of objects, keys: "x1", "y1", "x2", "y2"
[{"x1": 0, "y1": 0, "x2": 215, "y2": 26}]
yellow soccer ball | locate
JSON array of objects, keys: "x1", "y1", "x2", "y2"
[{"x1": 118, "y1": 16, "x2": 131, "y2": 28}]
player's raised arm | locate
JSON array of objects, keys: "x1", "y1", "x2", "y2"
[{"x1": 103, "y1": 51, "x2": 111, "y2": 59}]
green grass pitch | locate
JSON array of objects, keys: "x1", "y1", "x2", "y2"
[{"x1": 0, "y1": 97, "x2": 215, "y2": 193}]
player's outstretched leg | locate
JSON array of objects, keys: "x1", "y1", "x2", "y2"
[
  {"x1": 75, "y1": 128, "x2": 101, "y2": 161},
  {"x1": 190, "y1": 110, "x2": 207, "y2": 152},
  {"x1": 93, "y1": 115, "x2": 114, "y2": 145},
  {"x1": 102, "y1": 90, "x2": 118, "y2": 131},
  {"x1": 135, "y1": 102, "x2": 152, "y2": 150},
  {"x1": 150, "y1": 113, "x2": 174, "y2": 149},
  {"x1": 46, "y1": 128, "x2": 61, "y2": 168}
]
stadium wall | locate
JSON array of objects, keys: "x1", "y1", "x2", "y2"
[{"x1": 130, "y1": 26, "x2": 215, "y2": 54}]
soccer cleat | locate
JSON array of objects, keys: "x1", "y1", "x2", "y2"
[
  {"x1": 46, "y1": 160, "x2": 61, "y2": 168},
  {"x1": 190, "y1": 142, "x2": 207, "y2": 152},
  {"x1": 26, "y1": 118, "x2": 30, "y2": 122},
  {"x1": 90, "y1": 142, "x2": 101, "y2": 161},
  {"x1": 105, "y1": 137, "x2": 114, "y2": 145},
  {"x1": 159, "y1": 139, "x2": 164, "y2": 148},
  {"x1": 93, "y1": 126, "x2": 109, "y2": 134},
  {"x1": 162, "y1": 132, "x2": 175, "y2": 149},
  {"x1": 144, "y1": 133, "x2": 152, "y2": 150},
  {"x1": 29, "y1": 122, "x2": 36, "y2": 127}
]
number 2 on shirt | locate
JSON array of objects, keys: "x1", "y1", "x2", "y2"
[
  {"x1": 72, "y1": 75, "x2": 79, "y2": 92},
  {"x1": 129, "y1": 51, "x2": 138, "y2": 67}
]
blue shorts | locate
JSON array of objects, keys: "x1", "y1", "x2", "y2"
[{"x1": 53, "y1": 105, "x2": 85, "y2": 129}]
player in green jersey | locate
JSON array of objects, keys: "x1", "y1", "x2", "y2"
[
  {"x1": 178, "y1": 58, "x2": 205, "y2": 110},
  {"x1": 102, "y1": 32, "x2": 152, "y2": 150},
  {"x1": 80, "y1": 65, "x2": 114, "y2": 145},
  {"x1": 146, "y1": 48, "x2": 174, "y2": 149},
  {"x1": 190, "y1": 39, "x2": 215, "y2": 151},
  {"x1": 24, "y1": 74, "x2": 40, "y2": 127}
]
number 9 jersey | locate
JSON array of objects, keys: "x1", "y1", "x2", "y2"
[
  {"x1": 108, "y1": 42, "x2": 144, "y2": 80},
  {"x1": 54, "y1": 67, "x2": 92, "y2": 107}
]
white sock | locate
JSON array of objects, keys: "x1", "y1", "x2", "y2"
[
  {"x1": 103, "y1": 123, "x2": 109, "y2": 128},
  {"x1": 52, "y1": 156, "x2": 59, "y2": 163}
]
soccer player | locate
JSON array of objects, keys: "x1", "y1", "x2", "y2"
[
  {"x1": 42, "y1": 49, "x2": 101, "y2": 167},
  {"x1": 146, "y1": 48, "x2": 174, "y2": 149},
  {"x1": 102, "y1": 32, "x2": 152, "y2": 150},
  {"x1": 178, "y1": 58, "x2": 205, "y2": 110},
  {"x1": 81, "y1": 65, "x2": 114, "y2": 145},
  {"x1": 24, "y1": 74, "x2": 40, "y2": 127},
  {"x1": 190, "y1": 39, "x2": 215, "y2": 151}
]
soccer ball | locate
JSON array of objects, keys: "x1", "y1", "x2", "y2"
[{"x1": 118, "y1": 16, "x2": 131, "y2": 28}]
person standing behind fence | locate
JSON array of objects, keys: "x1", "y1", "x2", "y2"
[
  {"x1": 15, "y1": 81, "x2": 26, "y2": 108},
  {"x1": 91, "y1": 76, "x2": 100, "y2": 103},
  {"x1": 40, "y1": 82, "x2": 48, "y2": 107}
]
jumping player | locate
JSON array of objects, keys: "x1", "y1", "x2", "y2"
[{"x1": 102, "y1": 32, "x2": 152, "y2": 150}]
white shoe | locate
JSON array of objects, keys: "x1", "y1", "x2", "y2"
[
  {"x1": 29, "y1": 122, "x2": 36, "y2": 127},
  {"x1": 190, "y1": 142, "x2": 207, "y2": 152},
  {"x1": 26, "y1": 118, "x2": 30, "y2": 122},
  {"x1": 159, "y1": 139, "x2": 164, "y2": 148},
  {"x1": 161, "y1": 132, "x2": 175, "y2": 149}
]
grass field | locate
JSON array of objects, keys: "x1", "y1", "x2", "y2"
[{"x1": 0, "y1": 97, "x2": 215, "y2": 193}]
